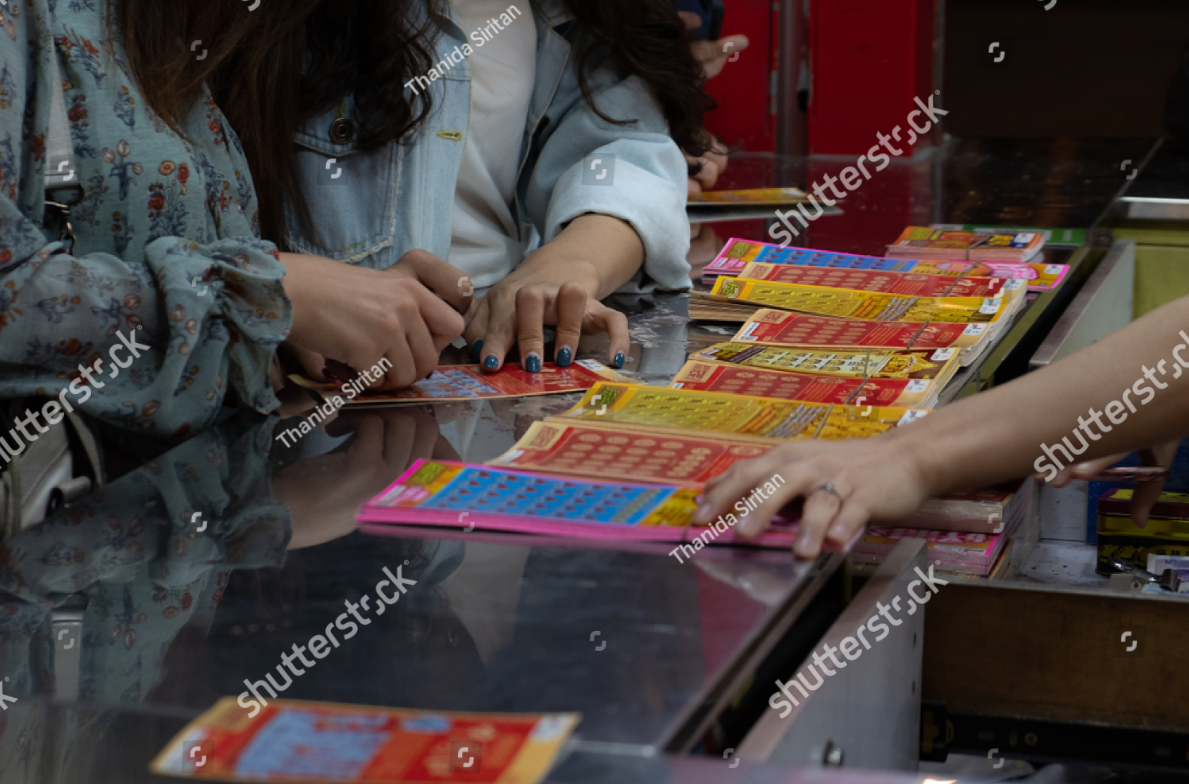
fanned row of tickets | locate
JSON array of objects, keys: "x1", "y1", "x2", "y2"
[
  {"x1": 702, "y1": 234, "x2": 1067, "y2": 290},
  {"x1": 356, "y1": 369, "x2": 935, "y2": 546},
  {"x1": 692, "y1": 233, "x2": 1069, "y2": 366},
  {"x1": 887, "y1": 226, "x2": 1046, "y2": 262},
  {"x1": 349, "y1": 232, "x2": 1037, "y2": 568},
  {"x1": 355, "y1": 340, "x2": 947, "y2": 548}
]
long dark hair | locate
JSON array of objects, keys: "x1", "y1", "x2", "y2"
[{"x1": 117, "y1": 0, "x2": 713, "y2": 245}]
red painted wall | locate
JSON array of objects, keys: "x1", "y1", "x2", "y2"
[{"x1": 807, "y1": 0, "x2": 936, "y2": 156}]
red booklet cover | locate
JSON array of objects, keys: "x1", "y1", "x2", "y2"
[
  {"x1": 740, "y1": 262, "x2": 1014, "y2": 299},
  {"x1": 671, "y1": 361, "x2": 868, "y2": 403},
  {"x1": 677, "y1": 362, "x2": 935, "y2": 408},
  {"x1": 734, "y1": 310, "x2": 984, "y2": 351},
  {"x1": 292, "y1": 361, "x2": 626, "y2": 405},
  {"x1": 489, "y1": 420, "x2": 774, "y2": 484},
  {"x1": 152, "y1": 697, "x2": 579, "y2": 783}
]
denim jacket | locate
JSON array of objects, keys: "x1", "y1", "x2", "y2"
[{"x1": 286, "y1": 0, "x2": 693, "y2": 292}]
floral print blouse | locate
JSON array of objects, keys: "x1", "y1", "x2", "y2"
[{"x1": 0, "y1": 0, "x2": 292, "y2": 437}]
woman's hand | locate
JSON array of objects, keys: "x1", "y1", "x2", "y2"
[
  {"x1": 678, "y1": 11, "x2": 750, "y2": 81},
  {"x1": 280, "y1": 250, "x2": 472, "y2": 389},
  {"x1": 467, "y1": 215, "x2": 636, "y2": 372},
  {"x1": 694, "y1": 437, "x2": 935, "y2": 559},
  {"x1": 685, "y1": 142, "x2": 728, "y2": 199},
  {"x1": 700, "y1": 296, "x2": 1189, "y2": 558},
  {"x1": 1047, "y1": 439, "x2": 1180, "y2": 527}
]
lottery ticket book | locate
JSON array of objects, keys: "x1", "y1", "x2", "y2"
[{"x1": 357, "y1": 459, "x2": 858, "y2": 552}]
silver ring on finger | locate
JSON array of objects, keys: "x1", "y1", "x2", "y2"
[{"x1": 813, "y1": 482, "x2": 844, "y2": 503}]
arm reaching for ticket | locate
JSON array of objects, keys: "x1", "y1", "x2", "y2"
[
  {"x1": 695, "y1": 295, "x2": 1189, "y2": 558},
  {"x1": 1047, "y1": 439, "x2": 1180, "y2": 528}
]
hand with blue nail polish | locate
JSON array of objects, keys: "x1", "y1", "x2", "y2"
[{"x1": 461, "y1": 216, "x2": 636, "y2": 372}]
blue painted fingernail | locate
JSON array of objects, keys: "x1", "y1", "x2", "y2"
[
  {"x1": 472, "y1": 339, "x2": 483, "y2": 360},
  {"x1": 613, "y1": 352, "x2": 625, "y2": 369},
  {"x1": 557, "y1": 347, "x2": 573, "y2": 367},
  {"x1": 525, "y1": 353, "x2": 541, "y2": 373},
  {"x1": 483, "y1": 354, "x2": 499, "y2": 370}
]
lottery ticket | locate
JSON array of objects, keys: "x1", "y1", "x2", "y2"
[
  {"x1": 670, "y1": 360, "x2": 940, "y2": 408},
  {"x1": 709, "y1": 276, "x2": 1012, "y2": 325},
  {"x1": 689, "y1": 343, "x2": 960, "y2": 381},
  {"x1": 488, "y1": 420, "x2": 774, "y2": 484},
  {"x1": 733, "y1": 310, "x2": 985, "y2": 352},
  {"x1": 291, "y1": 361, "x2": 629, "y2": 406},
  {"x1": 151, "y1": 697, "x2": 579, "y2": 783},
  {"x1": 738, "y1": 261, "x2": 1016, "y2": 299},
  {"x1": 559, "y1": 383, "x2": 929, "y2": 442},
  {"x1": 704, "y1": 237, "x2": 1066, "y2": 292}
]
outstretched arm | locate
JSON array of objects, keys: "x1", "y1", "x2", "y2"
[{"x1": 696, "y1": 294, "x2": 1189, "y2": 557}]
